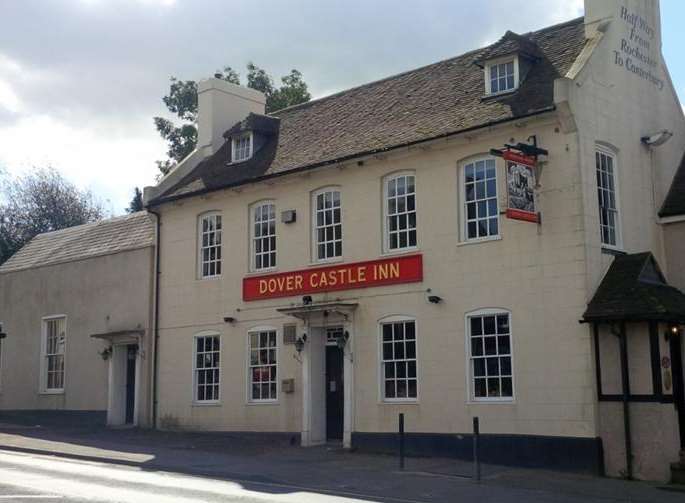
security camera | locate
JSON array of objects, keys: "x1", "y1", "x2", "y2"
[{"x1": 641, "y1": 130, "x2": 673, "y2": 147}]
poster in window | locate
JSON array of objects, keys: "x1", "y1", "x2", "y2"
[{"x1": 504, "y1": 151, "x2": 538, "y2": 223}]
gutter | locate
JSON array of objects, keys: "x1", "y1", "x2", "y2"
[
  {"x1": 146, "y1": 207, "x2": 162, "y2": 429},
  {"x1": 150, "y1": 106, "x2": 556, "y2": 206}
]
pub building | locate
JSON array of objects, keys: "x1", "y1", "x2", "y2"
[{"x1": 1, "y1": 0, "x2": 685, "y2": 482}]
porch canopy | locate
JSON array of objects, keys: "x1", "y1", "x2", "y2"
[
  {"x1": 582, "y1": 252, "x2": 685, "y2": 479},
  {"x1": 90, "y1": 329, "x2": 145, "y2": 343},
  {"x1": 583, "y1": 252, "x2": 685, "y2": 324},
  {"x1": 277, "y1": 301, "x2": 358, "y2": 321}
]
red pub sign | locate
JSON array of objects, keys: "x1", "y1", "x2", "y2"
[{"x1": 243, "y1": 254, "x2": 423, "y2": 301}]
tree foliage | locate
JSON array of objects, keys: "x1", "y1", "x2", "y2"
[
  {"x1": 154, "y1": 63, "x2": 311, "y2": 175},
  {"x1": 0, "y1": 168, "x2": 103, "y2": 264},
  {"x1": 127, "y1": 187, "x2": 144, "y2": 213}
]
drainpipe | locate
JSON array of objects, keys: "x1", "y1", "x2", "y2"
[{"x1": 147, "y1": 207, "x2": 161, "y2": 429}]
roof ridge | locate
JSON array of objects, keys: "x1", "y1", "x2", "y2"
[{"x1": 271, "y1": 16, "x2": 585, "y2": 117}]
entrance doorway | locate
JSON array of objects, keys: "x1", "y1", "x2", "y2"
[
  {"x1": 125, "y1": 344, "x2": 137, "y2": 424},
  {"x1": 325, "y1": 328, "x2": 344, "y2": 440}
]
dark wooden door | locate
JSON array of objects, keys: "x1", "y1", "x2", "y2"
[
  {"x1": 326, "y1": 346, "x2": 344, "y2": 440},
  {"x1": 125, "y1": 345, "x2": 137, "y2": 424}
]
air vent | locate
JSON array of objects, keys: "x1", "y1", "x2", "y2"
[{"x1": 283, "y1": 324, "x2": 297, "y2": 344}]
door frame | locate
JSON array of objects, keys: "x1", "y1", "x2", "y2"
[
  {"x1": 107, "y1": 337, "x2": 141, "y2": 427},
  {"x1": 301, "y1": 314, "x2": 354, "y2": 448}
]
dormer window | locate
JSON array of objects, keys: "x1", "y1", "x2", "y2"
[
  {"x1": 232, "y1": 132, "x2": 252, "y2": 163},
  {"x1": 486, "y1": 58, "x2": 518, "y2": 95}
]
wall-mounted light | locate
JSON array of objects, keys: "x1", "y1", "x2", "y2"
[
  {"x1": 641, "y1": 130, "x2": 673, "y2": 147},
  {"x1": 0, "y1": 323, "x2": 6, "y2": 339},
  {"x1": 425, "y1": 288, "x2": 443, "y2": 304},
  {"x1": 295, "y1": 333, "x2": 308, "y2": 353},
  {"x1": 302, "y1": 295, "x2": 313, "y2": 305},
  {"x1": 223, "y1": 316, "x2": 236, "y2": 323},
  {"x1": 336, "y1": 330, "x2": 350, "y2": 350}
]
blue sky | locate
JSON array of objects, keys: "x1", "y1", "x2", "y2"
[
  {"x1": 662, "y1": 1, "x2": 684, "y2": 107},
  {"x1": 0, "y1": 1, "x2": 682, "y2": 214}
]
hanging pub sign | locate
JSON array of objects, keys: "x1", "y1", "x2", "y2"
[
  {"x1": 243, "y1": 254, "x2": 423, "y2": 301},
  {"x1": 503, "y1": 150, "x2": 538, "y2": 223}
]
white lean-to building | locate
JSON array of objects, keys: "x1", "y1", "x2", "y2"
[{"x1": 2, "y1": 0, "x2": 685, "y2": 482}]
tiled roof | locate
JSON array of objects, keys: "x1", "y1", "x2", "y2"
[
  {"x1": 583, "y1": 252, "x2": 685, "y2": 323},
  {"x1": 659, "y1": 151, "x2": 685, "y2": 218},
  {"x1": 0, "y1": 212, "x2": 155, "y2": 274},
  {"x1": 151, "y1": 17, "x2": 586, "y2": 204}
]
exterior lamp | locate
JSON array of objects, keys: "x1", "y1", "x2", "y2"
[
  {"x1": 665, "y1": 324, "x2": 681, "y2": 341},
  {"x1": 0, "y1": 323, "x2": 6, "y2": 339},
  {"x1": 641, "y1": 130, "x2": 673, "y2": 147},
  {"x1": 294, "y1": 334, "x2": 307, "y2": 353},
  {"x1": 336, "y1": 331, "x2": 350, "y2": 350}
]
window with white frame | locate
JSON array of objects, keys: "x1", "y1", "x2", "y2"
[
  {"x1": 380, "y1": 318, "x2": 417, "y2": 400},
  {"x1": 248, "y1": 329, "x2": 277, "y2": 401},
  {"x1": 41, "y1": 316, "x2": 66, "y2": 392},
  {"x1": 232, "y1": 133, "x2": 252, "y2": 162},
  {"x1": 194, "y1": 334, "x2": 220, "y2": 402},
  {"x1": 488, "y1": 60, "x2": 516, "y2": 94},
  {"x1": 596, "y1": 149, "x2": 621, "y2": 248},
  {"x1": 251, "y1": 202, "x2": 276, "y2": 270},
  {"x1": 385, "y1": 173, "x2": 417, "y2": 251},
  {"x1": 467, "y1": 310, "x2": 513, "y2": 400},
  {"x1": 199, "y1": 213, "x2": 222, "y2": 278},
  {"x1": 313, "y1": 189, "x2": 342, "y2": 261},
  {"x1": 463, "y1": 158, "x2": 499, "y2": 240}
]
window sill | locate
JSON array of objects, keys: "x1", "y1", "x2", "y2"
[
  {"x1": 246, "y1": 400, "x2": 280, "y2": 406},
  {"x1": 39, "y1": 390, "x2": 65, "y2": 396},
  {"x1": 467, "y1": 398, "x2": 515, "y2": 404},
  {"x1": 192, "y1": 401, "x2": 222, "y2": 407},
  {"x1": 308, "y1": 257, "x2": 345, "y2": 267},
  {"x1": 382, "y1": 398, "x2": 419, "y2": 404},
  {"x1": 457, "y1": 236, "x2": 502, "y2": 247},
  {"x1": 601, "y1": 246, "x2": 626, "y2": 256},
  {"x1": 245, "y1": 268, "x2": 278, "y2": 277},
  {"x1": 381, "y1": 247, "x2": 420, "y2": 258},
  {"x1": 199, "y1": 275, "x2": 222, "y2": 281}
]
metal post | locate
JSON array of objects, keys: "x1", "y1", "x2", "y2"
[
  {"x1": 399, "y1": 413, "x2": 405, "y2": 470},
  {"x1": 473, "y1": 416, "x2": 481, "y2": 482}
]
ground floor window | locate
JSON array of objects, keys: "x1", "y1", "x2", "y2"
[
  {"x1": 194, "y1": 334, "x2": 220, "y2": 402},
  {"x1": 41, "y1": 316, "x2": 66, "y2": 392},
  {"x1": 467, "y1": 310, "x2": 513, "y2": 400},
  {"x1": 380, "y1": 317, "x2": 417, "y2": 401},
  {"x1": 248, "y1": 328, "x2": 278, "y2": 401}
]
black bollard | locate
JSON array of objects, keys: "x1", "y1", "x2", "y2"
[
  {"x1": 399, "y1": 413, "x2": 405, "y2": 470},
  {"x1": 473, "y1": 416, "x2": 481, "y2": 482}
]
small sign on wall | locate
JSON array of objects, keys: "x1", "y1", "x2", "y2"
[{"x1": 504, "y1": 151, "x2": 538, "y2": 223}]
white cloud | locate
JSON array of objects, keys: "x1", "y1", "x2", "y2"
[{"x1": 0, "y1": 114, "x2": 165, "y2": 214}]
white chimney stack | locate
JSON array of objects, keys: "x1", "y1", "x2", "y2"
[{"x1": 196, "y1": 78, "x2": 266, "y2": 156}]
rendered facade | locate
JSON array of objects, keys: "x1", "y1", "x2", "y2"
[{"x1": 1, "y1": 0, "x2": 685, "y2": 482}]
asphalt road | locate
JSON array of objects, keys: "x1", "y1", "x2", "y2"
[{"x1": 0, "y1": 449, "x2": 393, "y2": 503}]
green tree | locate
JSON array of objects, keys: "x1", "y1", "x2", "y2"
[
  {"x1": 126, "y1": 187, "x2": 144, "y2": 213},
  {"x1": 0, "y1": 168, "x2": 103, "y2": 264},
  {"x1": 154, "y1": 63, "x2": 311, "y2": 176}
]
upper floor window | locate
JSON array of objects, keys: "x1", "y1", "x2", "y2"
[
  {"x1": 251, "y1": 202, "x2": 276, "y2": 271},
  {"x1": 41, "y1": 316, "x2": 66, "y2": 393},
  {"x1": 199, "y1": 213, "x2": 222, "y2": 278},
  {"x1": 248, "y1": 328, "x2": 278, "y2": 402},
  {"x1": 193, "y1": 333, "x2": 220, "y2": 403},
  {"x1": 462, "y1": 158, "x2": 499, "y2": 240},
  {"x1": 313, "y1": 188, "x2": 342, "y2": 261},
  {"x1": 486, "y1": 59, "x2": 517, "y2": 95},
  {"x1": 596, "y1": 148, "x2": 621, "y2": 248},
  {"x1": 232, "y1": 132, "x2": 252, "y2": 163},
  {"x1": 380, "y1": 317, "x2": 418, "y2": 401},
  {"x1": 384, "y1": 173, "x2": 417, "y2": 252},
  {"x1": 467, "y1": 309, "x2": 513, "y2": 401}
]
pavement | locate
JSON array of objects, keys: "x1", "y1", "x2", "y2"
[{"x1": 0, "y1": 415, "x2": 683, "y2": 502}]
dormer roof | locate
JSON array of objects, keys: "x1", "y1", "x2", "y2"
[
  {"x1": 473, "y1": 30, "x2": 543, "y2": 68},
  {"x1": 223, "y1": 113, "x2": 280, "y2": 138},
  {"x1": 659, "y1": 151, "x2": 685, "y2": 218}
]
